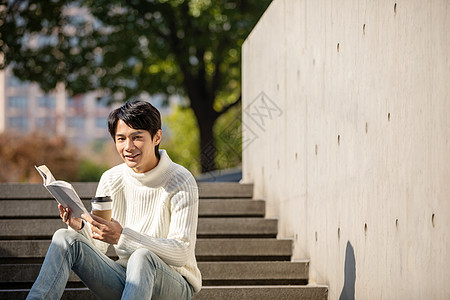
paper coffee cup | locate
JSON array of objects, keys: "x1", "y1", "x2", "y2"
[{"x1": 91, "y1": 196, "x2": 112, "y2": 221}]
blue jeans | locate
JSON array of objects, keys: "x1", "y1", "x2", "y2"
[{"x1": 27, "y1": 229, "x2": 194, "y2": 300}]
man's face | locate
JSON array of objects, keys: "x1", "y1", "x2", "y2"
[{"x1": 115, "y1": 120, "x2": 161, "y2": 173}]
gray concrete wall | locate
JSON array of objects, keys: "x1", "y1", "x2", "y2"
[{"x1": 242, "y1": 0, "x2": 450, "y2": 299}]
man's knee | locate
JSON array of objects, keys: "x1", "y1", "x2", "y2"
[
  {"x1": 52, "y1": 228, "x2": 80, "y2": 245},
  {"x1": 128, "y1": 248, "x2": 159, "y2": 267}
]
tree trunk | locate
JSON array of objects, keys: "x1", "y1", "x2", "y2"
[
  {"x1": 197, "y1": 116, "x2": 217, "y2": 173},
  {"x1": 179, "y1": 48, "x2": 219, "y2": 173},
  {"x1": 184, "y1": 70, "x2": 219, "y2": 173}
]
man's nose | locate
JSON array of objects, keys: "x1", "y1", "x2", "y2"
[{"x1": 125, "y1": 139, "x2": 135, "y2": 151}]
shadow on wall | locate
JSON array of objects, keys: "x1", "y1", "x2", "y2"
[{"x1": 339, "y1": 241, "x2": 356, "y2": 300}]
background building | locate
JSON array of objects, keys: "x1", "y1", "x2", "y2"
[{"x1": 0, "y1": 67, "x2": 113, "y2": 147}]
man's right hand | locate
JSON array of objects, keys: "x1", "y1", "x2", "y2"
[{"x1": 58, "y1": 204, "x2": 83, "y2": 230}]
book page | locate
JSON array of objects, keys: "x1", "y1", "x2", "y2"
[
  {"x1": 35, "y1": 165, "x2": 89, "y2": 219},
  {"x1": 35, "y1": 165, "x2": 56, "y2": 185},
  {"x1": 46, "y1": 184, "x2": 89, "y2": 218}
]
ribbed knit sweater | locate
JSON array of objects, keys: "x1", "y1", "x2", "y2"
[{"x1": 76, "y1": 150, "x2": 202, "y2": 292}]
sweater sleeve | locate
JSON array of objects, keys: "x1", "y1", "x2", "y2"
[
  {"x1": 67, "y1": 172, "x2": 113, "y2": 255},
  {"x1": 68, "y1": 221, "x2": 110, "y2": 254},
  {"x1": 115, "y1": 184, "x2": 199, "y2": 267}
]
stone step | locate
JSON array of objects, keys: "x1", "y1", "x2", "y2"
[
  {"x1": 198, "y1": 183, "x2": 253, "y2": 198},
  {"x1": 0, "y1": 285, "x2": 329, "y2": 300},
  {"x1": 0, "y1": 183, "x2": 99, "y2": 200},
  {"x1": 0, "y1": 183, "x2": 329, "y2": 298},
  {"x1": 0, "y1": 183, "x2": 253, "y2": 200},
  {"x1": 200, "y1": 199, "x2": 265, "y2": 217},
  {"x1": 0, "y1": 261, "x2": 309, "y2": 285},
  {"x1": 0, "y1": 199, "x2": 265, "y2": 218},
  {"x1": 200, "y1": 261, "x2": 308, "y2": 285},
  {"x1": 0, "y1": 239, "x2": 293, "y2": 262},
  {"x1": 196, "y1": 285, "x2": 329, "y2": 300},
  {"x1": 0, "y1": 218, "x2": 278, "y2": 239}
]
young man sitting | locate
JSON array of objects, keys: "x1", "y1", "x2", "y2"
[{"x1": 27, "y1": 100, "x2": 201, "y2": 299}]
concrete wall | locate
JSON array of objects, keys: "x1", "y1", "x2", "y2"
[{"x1": 242, "y1": 0, "x2": 450, "y2": 299}]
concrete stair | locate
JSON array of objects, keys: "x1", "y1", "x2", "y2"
[{"x1": 0, "y1": 182, "x2": 328, "y2": 299}]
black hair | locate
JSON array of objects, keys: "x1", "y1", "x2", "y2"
[{"x1": 108, "y1": 100, "x2": 162, "y2": 158}]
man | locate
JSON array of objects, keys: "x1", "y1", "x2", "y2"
[{"x1": 27, "y1": 100, "x2": 201, "y2": 299}]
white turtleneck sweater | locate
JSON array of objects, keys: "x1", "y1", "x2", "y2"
[{"x1": 76, "y1": 150, "x2": 202, "y2": 292}]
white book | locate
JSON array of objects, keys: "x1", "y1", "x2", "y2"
[{"x1": 35, "y1": 165, "x2": 89, "y2": 219}]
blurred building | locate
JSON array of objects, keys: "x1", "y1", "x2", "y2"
[
  {"x1": 0, "y1": 67, "x2": 175, "y2": 152},
  {"x1": 0, "y1": 67, "x2": 116, "y2": 147}
]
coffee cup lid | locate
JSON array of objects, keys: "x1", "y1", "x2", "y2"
[{"x1": 91, "y1": 196, "x2": 112, "y2": 203}]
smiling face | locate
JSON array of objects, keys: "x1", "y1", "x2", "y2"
[{"x1": 115, "y1": 120, "x2": 162, "y2": 173}]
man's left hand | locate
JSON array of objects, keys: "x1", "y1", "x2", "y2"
[{"x1": 83, "y1": 213, "x2": 123, "y2": 245}]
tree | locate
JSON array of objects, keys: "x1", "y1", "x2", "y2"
[
  {"x1": 1, "y1": 0, "x2": 271, "y2": 172},
  {"x1": 163, "y1": 101, "x2": 241, "y2": 175},
  {"x1": 0, "y1": 132, "x2": 79, "y2": 182}
]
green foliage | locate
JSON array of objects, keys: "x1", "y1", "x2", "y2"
[
  {"x1": 163, "y1": 105, "x2": 200, "y2": 174},
  {"x1": 214, "y1": 104, "x2": 242, "y2": 170},
  {"x1": 163, "y1": 103, "x2": 242, "y2": 175},
  {"x1": 78, "y1": 159, "x2": 109, "y2": 182},
  {"x1": 1, "y1": 0, "x2": 271, "y2": 100},
  {"x1": 1, "y1": 0, "x2": 272, "y2": 172}
]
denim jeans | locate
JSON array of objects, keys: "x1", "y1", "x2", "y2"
[{"x1": 27, "y1": 229, "x2": 194, "y2": 300}]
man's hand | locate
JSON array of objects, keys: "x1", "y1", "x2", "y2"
[
  {"x1": 82, "y1": 213, "x2": 123, "y2": 245},
  {"x1": 58, "y1": 204, "x2": 84, "y2": 230}
]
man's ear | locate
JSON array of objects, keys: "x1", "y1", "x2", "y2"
[{"x1": 153, "y1": 129, "x2": 162, "y2": 145}]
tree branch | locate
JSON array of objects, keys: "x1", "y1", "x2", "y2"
[{"x1": 218, "y1": 94, "x2": 241, "y2": 116}]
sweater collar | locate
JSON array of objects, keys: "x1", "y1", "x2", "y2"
[{"x1": 124, "y1": 149, "x2": 172, "y2": 187}]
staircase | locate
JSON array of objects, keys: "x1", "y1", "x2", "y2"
[{"x1": 0, "y1": 182, "x2": 328, "y2": 299}]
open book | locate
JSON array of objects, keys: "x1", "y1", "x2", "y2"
[{"x1": 35, "y1": 165, "x2": 89, "y2": 219}]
